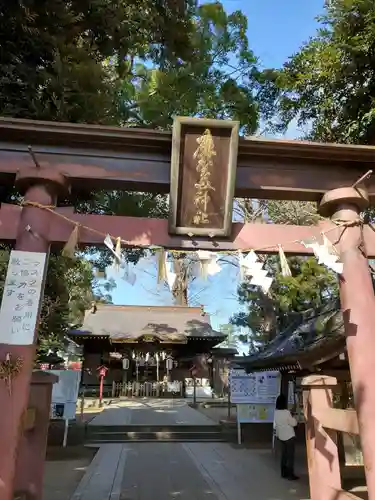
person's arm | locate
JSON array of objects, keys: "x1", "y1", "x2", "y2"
[{"x1": 287, "y1": 411, "x2": 298, "y2": 427}]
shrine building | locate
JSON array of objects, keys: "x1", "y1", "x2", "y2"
[
  {"x1": 235, "y1": 300, "x2": 365, "y2": 469},
  {"x1": 69, "y1": 303, "x2": 236, "y2": 397},
  {"x1": 236, "y1": 299, "x2": 347, "y2": 402}
]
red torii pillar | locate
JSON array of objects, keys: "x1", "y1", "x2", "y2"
[
  {"x1": 319, "y1": 187, "x2": 375, "y2": 498},
  {"x1": 0, "y1": 167, "x2": 68, "y2": 500}
]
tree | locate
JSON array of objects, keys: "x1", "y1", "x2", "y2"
[
  {"x1": 0, "y1": 0, "x2": 197, "y2": 123},
  {"x1": 259, "y1": 0, "x2": 375, "y2": 144},
  {"x1": 0, "y1": 1, "x2": 264, "y2": 342},
  {"x1": 231, "y1": 255, "x2": 339, "y2": 345},
  {"x1": 109, "y1": 2, "x2": 264, "y2": 304},
  {"x1": 230, "y1": 199, "x2": 339, "y2": 348},
  {"x1": 0, "y1": 0, "x2": 200, "y2": 355},
  {"x1": 236, "y1": 1, "x2": 375, "y2": 349},
  {"x1": 0, "y1": 1, "x2": 260, "y2": 134},
  {"x1": 116, "y1": 2, "x2": 260, "y2": 134}
]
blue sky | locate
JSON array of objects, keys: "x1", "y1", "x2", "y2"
[
  {"x1": 109, "y1": 2, "x2": 324, "y2": 340},
  {"x1": 238, "y1": 0, "x2": 324, "y2": 68}
]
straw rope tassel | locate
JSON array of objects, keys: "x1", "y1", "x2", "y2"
[
  {"x1": 157, "y1": 249, "x2": 167, "y2": 283},
  {"x1": 200, "y1": 259, "x2": 209, "y2": 280},
  {"x1": 322, "y1": 233, "x2": 338, "y2": 256},
  {"x1": 197, "y1": 251, "x2": 211, "y2": 280},
  {"x1": 278, "y1": 244, "x2": 292, "y2": 277},
  {"x1": 62, "y1": 224, "x2": 79, "y2": 258},
  {"x1": 238, "y1": 251, "x2": 245, "y2": 281},
  {"x1": 114, "y1": 237, "x2": 122, "y2": 271}
]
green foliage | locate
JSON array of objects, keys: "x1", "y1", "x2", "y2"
[
  {"x1": 237, "y1": 0, "x2": 375, "y2": 350},
  {"x1": 116, "y1": 3, "x2": 260, "y2": 134},
  {"x1": 231, "y1": 255, "x2": 339, "y2": 346},
  {"x1": 259, "y1": 0, "x2": 375, "y2": 143},
  {"x1": 0, "y1": 0, "x2": 197, "y2": 123},
  {"x1": 231, "y1": 199, "x2": 338, "y2": 348},
  {"x1": 0, "y1": 1, "x2": 263, "y2": 355},
  {"x1": 0, "y1": 1, "x2": 259, "y2": 133}
]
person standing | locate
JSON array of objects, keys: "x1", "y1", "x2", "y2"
[{"x1": 274, "y1": 394, "x2": 299, "y2": 480}]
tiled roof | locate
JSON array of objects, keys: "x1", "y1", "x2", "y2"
[
  {"x1": 236, "y1": 300, "x2": 345, "y2": 372},
  {"x1": 69, "y1": 304, "x2": 225, "y2": 341}
]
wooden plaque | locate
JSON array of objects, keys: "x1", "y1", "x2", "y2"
[{"x1": 169, "y1": 117, "x2": 239, "y2": 237}]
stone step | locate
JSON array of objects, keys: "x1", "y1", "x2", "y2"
[
  {"x1": 86, "y1": 431, "x2": 227, "y2": 443},
  {"x1": 87, "y1": 424, "x2": 221, "y2": 433},
  {"x1": 85, "y1": 424, "x2": 231, "y2": 443},
  {"x1": 88, "y1": 438, "x2": 228, "y2": 443}
]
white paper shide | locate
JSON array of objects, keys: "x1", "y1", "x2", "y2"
[{"x1": 0, "y1": 250, "x2": 47, "y2": 345}]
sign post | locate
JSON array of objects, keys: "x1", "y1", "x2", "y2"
[
  {"x1": 236, "y1": 407, "x2": 242, "y2": 445},
  {"x1": 49, "y1": 369, "x2": 81, "y2": 447},
  {"x1": 229, "y1": 369, "x2": 281, "y2": 445}
]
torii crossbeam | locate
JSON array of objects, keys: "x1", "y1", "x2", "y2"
[
  {"x1": 1, "y1": 202, "x2": 375, "y2": 255},
  {"x1": 1, "y1": 117, "x2": 375, "y2": 500},
  {"x1": 1, "y1": 116, "x2": 375, "y2": 253}
]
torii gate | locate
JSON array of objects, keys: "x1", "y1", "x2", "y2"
[{"x1": 0, "y1": 116, "x2": 375, "y2": 499}]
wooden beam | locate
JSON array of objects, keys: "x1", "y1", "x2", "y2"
[
  {"x1": 317, "y1": 408, "x2": 359, "y2": 435},
  {"x1": 326, "y1": 487, "x2": 362, "y2": 500},
  {"x1": 1, "y1": 118, "x2": 375, "y2": 201},
  {"x1": 2, "y1": 203, "x2": 375, "y2": 255}
]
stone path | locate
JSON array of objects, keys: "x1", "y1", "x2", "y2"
[
  {"x1": 71, "y1": 401, "x2": 310, "y2": 499},
  {"x1": 71, "y1": 444, "x2": 126, "y2": 500},
  {"x1": 89, "y1": 399, "x2": 216, "y2": 426},
  {"x1": 71, "y1": 442, "x2": 310, "y2": 500},
  {"x1": 121, "y1": 443, "x2": 220, "y2": 499}
]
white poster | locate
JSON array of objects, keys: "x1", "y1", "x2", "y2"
[
  {"x1": 230, "y1": 369, "x2": 280, "y2": 404},
  {"x1": 237, "y1": 403, "x2": 276, "y2": 424},
  {"x1": 184, "y1": 378, "x2": 212, "y2": 398},
  {"x1": 49, "y1": 370, "x2": 81, "y2": 420},
  {"x1": 0, "y1": 251, "x2": 47, "y2": 345}
]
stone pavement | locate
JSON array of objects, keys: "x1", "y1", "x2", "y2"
[
  {"x1": 71, "y1": 401, "x2": 311, "y2": 499},
  {"x1": 71, "y1": 442, "x2": 310, "y2": 500},
  {"x1": 88, "y1": 399, "x2": 217, "y2": 426}
]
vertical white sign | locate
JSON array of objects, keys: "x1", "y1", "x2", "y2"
[
  {"x1": 0, "y1": 250, "x2": 47, "y2": 345},
  {"x1": 49, "y1": 370, "x2": 81, "y2": 420}
]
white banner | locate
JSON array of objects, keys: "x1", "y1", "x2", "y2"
[{"x1": 0, "y1": 251, "x2": 47, "y2": 344}]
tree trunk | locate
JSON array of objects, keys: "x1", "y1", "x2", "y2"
[
  {"x1": 258, "y1": 290, "x2": 278, "y2": 341},
  {"x1": 172, "y1": 258, "x2": 188, "y2": 306}
]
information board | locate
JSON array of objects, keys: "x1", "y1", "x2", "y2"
[
  {"x1": 49, "y1": 370, "x2": 81, "y2": 420},
  {"x1": 237, "y1": 403, "x2": 275, "y2": 423},
  {"x1": 0, "y1": 251, "x2": 47, "y2": 345},
  {"x1": 230, "y1": 369, "x2": 280, "y2": 404}
]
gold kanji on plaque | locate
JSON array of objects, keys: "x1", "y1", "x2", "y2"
[{"x1": 192, "y1": 128, "x2": 216, "y2": 225}]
